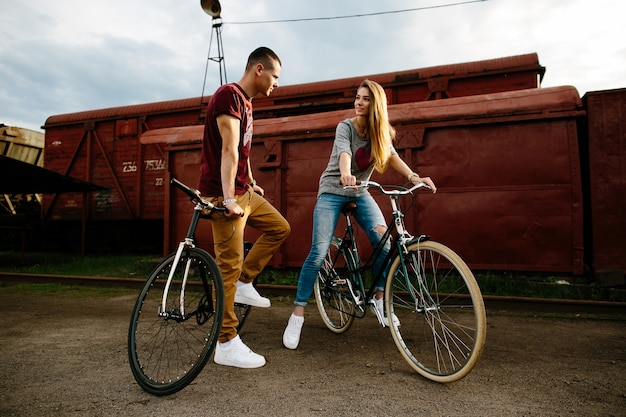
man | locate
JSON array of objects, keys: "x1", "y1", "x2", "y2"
[{"x1": 198, "y1": 47, "x2": 291, "y2": 368}]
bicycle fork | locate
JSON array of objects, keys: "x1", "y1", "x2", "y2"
[
  {"x1": 401, "y1": 245, "x2": 439, "y2": 313},
  {"x1": 159, "y1": 238, "x2": 195, "y2": 320},
  {"x1": 388, "y1": 196, "x2": 439, "y2": 313}
]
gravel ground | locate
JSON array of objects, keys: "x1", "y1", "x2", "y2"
[{"x1": 0, "y1": 284, "x2": 624, "y2": 417}]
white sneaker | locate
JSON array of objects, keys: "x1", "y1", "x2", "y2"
[
  {"x1": 235, "y1": 282, "x2": 271, "y2": 308},
  {"x1": 283, "y1": 313, "x2": 304, "y2": 350},
  {"x1": 370, "y1": 297, "x2": 400, "y2": 328},
  {"x1": 213, "y1": 335, "x2": 266, "y2": 368}
]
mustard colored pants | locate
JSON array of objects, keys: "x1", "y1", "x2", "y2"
[{"x1": 209, "y1": 189, "x2": 290, "y2": 343}]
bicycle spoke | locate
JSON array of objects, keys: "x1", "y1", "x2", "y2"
[
  {"x1": 128, "y1": 249, "x2": 224, "y2": 395},
  {"x1": 386, "y1": 240, "x2": 486, "y2": 383},
  {"x1": 314, "y1": 237, "x2": 356, "y2": 333}
]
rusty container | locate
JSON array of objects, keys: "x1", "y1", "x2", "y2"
[
  {"x1": 43, "y1": 54, "x2": 544, "y2": 224},
  {"x1": 42, "y1": 98, "x2": 204, "y2": 221},
  {"x1": 150, "y1": 86, "x2": 585, "y2": 274},
  {"x1": 582, "y1": 88, "x2": 626, "y2": 283}
]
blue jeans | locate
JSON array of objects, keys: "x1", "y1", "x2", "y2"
[{"x1": 294, "y1": 193, "x2": 390, "y2": 306}]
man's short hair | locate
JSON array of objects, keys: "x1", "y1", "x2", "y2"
[{"x1": 246, "y1": 47, "x2": 281, "y2": 71}]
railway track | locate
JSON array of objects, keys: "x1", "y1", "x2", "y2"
[{"x1": 1, "y1": 272, "x2": 625, "y2": 318}]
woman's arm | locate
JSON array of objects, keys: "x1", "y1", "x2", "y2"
[
  {"x1": 388, "y1": 153, "x2": 437, "y2": 193},
  {"x1": 338, "y1": 152, "x2": 356, "y2": 186}
]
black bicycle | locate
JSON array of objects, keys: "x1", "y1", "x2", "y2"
[
  {"x1": 128, "y1": 178, "x2": 226, "y2": 396},
  {"x1": 314, "y1": 180, "x2": 486, "y2": 383}
]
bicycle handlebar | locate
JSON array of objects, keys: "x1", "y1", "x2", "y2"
[
  {"x1": 344, "y1": 180, "x2": 431, "y2": 195},
  {"x1": 170, "y1": 178, "x2": 227, "y2": 213}
]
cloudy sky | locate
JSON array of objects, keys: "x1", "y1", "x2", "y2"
[{"x1": 2, "y1": 0, "x2": 624, "y2": 133}]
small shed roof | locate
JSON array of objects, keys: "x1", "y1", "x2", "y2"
[{"x1": 0, "y1": 155, "x2": 105, "y2": 194}]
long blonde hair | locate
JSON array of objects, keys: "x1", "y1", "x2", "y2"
[{"x1": 360, "y1": 79, "x2": 396, "y2": 173}]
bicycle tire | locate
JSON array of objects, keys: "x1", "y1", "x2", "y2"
[
  {"x1": 128, "y1": 247, "x2": 224, "y2": 396},
  {"x1": 314, "y1": 237, "x2": 357, "y2": 333},
  {"x1": 385, "y1": 240, "x2": 486, "y2": 383}
]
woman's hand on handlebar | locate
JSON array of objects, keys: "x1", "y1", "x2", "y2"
[
  {"x1": 414, "y1": 176, "x2": 437, "y2": 193},
  {"x1": 340, "y1": 173, "x2": 357, "y2": 187}
]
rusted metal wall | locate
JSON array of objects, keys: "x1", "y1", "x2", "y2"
[
  {"x1": 582, "y1": 88, "x2": 626, "y2": 278},
  {"x1": 154, "y1": 86, "x2": 586, "y2": 274},
  {"x1": 42, "y1": 54, "x2": 544, "y2": 223},
  {"x1": 43, "y1": 98, "x2": 203, "y2": 221}
]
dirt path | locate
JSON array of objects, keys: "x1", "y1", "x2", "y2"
[{"x1": 0, "y1": 285, "x2": 624, "y2": 417}]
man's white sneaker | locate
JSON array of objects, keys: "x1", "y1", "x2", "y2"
[
  {"x1": 283, "y1": 313, "x2": 304, "y2": 350},
  {"x1": 213, "y1": 335, "x2": 266, "y2": 368},
  {"x1": 235, "y1": 282, "x2": 271, "y2": 308},
  {"x1": 370, "y1": 297, "x2": 400, "y2": 328}
]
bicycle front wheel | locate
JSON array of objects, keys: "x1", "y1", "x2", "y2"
[
  {"x1": 385, "y1": 240, "x2": 486, "y2": 383},
  {"x1": 314, "y1": 237, "x2": 356, "y2": 333},
  {"x1": 128, "y1": 247, "x2": 224, "y2": 396}
]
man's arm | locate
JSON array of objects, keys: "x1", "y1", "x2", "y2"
[{"x1": 216, "y1": 114, "x2": 244, "y2": 217}]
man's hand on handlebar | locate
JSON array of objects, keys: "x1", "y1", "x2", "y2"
[{"x1": 224, "y1": 202, "x2": 244, "y2": 218}]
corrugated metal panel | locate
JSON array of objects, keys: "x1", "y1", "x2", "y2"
[
  {"x1": 583, "y1": 88, "x2": 626, "y2": 277},
  {"x1": 161, "y1": 86, "x2": 585, "y2": 273}
]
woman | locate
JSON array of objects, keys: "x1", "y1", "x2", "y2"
[{"x1": 283, "y1": 79, "x2": 437, "y2": 349}]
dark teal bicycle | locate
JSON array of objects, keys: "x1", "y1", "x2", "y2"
[{"x1": 314, "y1": 180, "x2": 486, "y2": 383}]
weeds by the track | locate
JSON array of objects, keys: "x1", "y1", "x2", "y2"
[{"x1": 0, "y1": 250, "x2": 624, "y2": 302}]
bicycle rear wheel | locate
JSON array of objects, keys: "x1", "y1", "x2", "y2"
[
  {"x1": 128, "y1": 247, "x2": 224, "y2": 396},
  {"x1": 314, "y1": 237, "x2": 357, "y2": 333},
  {"x1": 385, "y1": 240, "x2": 486, "y2": 383}
]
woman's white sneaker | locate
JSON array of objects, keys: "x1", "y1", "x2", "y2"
[
  {"x1": 283, "y1": 314, "x2": 304, "y2": 349},
  {"x1": 370, "y1": 297, "x2": 400, "y2": 328}
]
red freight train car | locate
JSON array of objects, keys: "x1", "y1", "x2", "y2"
[
  {"x1": 146, "y1": 85, "x2": 586, "y2": 274},
  {"x1": 43, "y1": 97, "x2": 205, "y2": 222},
  {"x1": 42, "y1": 54, "x2": 543, "y2": 226},
  {"x1": 582, "y1": 88, "x2": 626, "y2": 282}
]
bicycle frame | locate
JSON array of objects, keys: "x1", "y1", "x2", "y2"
[
  {"x1": 339, "y1": 181, "x2": 430, "y2": 308},
  {"x1": 158, "y1": 179, "x2": 224, "y2": 320},
  {"x1": 158, "y1": 203, "x2": 201, "y2": 319}
]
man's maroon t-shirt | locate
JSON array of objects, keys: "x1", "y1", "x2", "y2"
[{"x1": 198, "y1": 83, "x2": 253, "y2": 197}]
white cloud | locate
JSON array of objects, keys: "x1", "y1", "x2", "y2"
[{"x1": 1, "y1": 0, "x2": 625, "y2": 132}]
